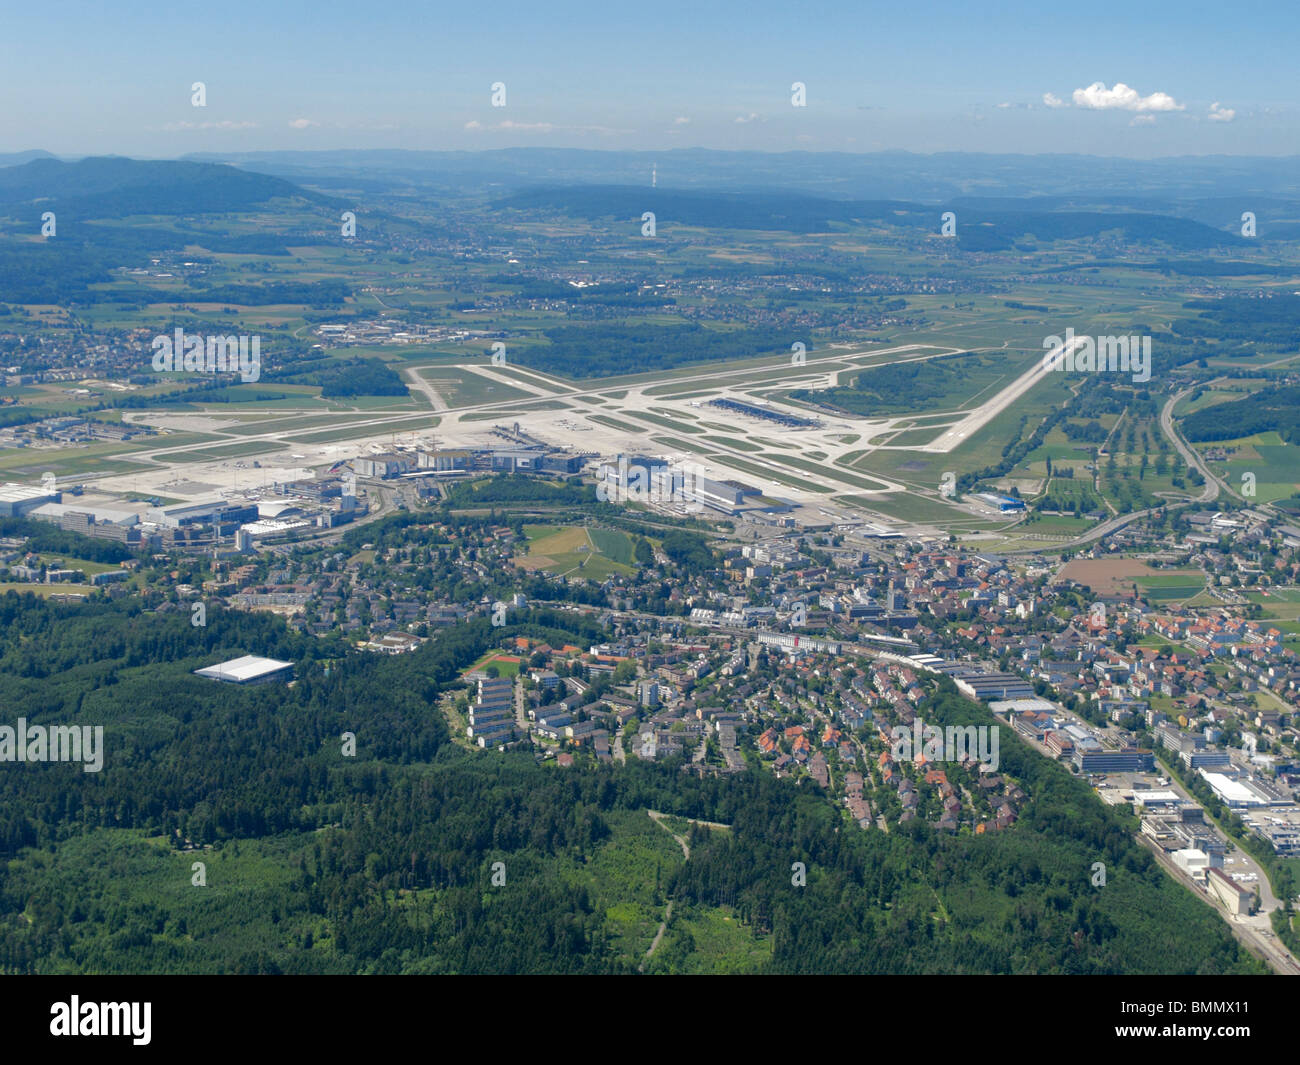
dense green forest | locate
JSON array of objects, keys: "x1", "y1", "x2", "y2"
[
  {"x1": 190, "y1": 281, "x2": 351, "y2": 308},
  {"x1": 271, "y1": 355, "x2": 406, "y2": 397},
  {"x1": 0, "y1": 591, "x2": 1261, "y2": 974},
  {"x1": 1173, "y1": 295, "x2": 1300, "y2": 349},
  {"x1": 521, "y1": 323, "x2": 788, "y2": 378},
  {"x1": 1182, "y1": 384, "x2": 1300, "y2": 445},
  {"x1": 791, "y1": 352, "x2": 975, "y2": 415},
  {"x1": 443, "y1": 474, "x2": 597, "y2": 508}
]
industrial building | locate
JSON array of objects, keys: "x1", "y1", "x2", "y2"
[
  {"x1": 688, "y1": 475, "x2": 746, "y2": 514},
  {"x1": 975, "y1": 493, "x2": 1027, "y2": 513},
  {"x1": 954, "y1": 672, "x2": 1036, "y2": 702},
  {"x1": 193, "y1": 655, "x2": 295, "y2": 684},
  {"x1": 0, "y1": 482, "x2": 61, "y2": 517},
  {"x1": 1171, "y1": 847, "x2": 1221, "y2": 882},
  {"x1": 1206, "y1": 867, "x2": 1254, "y2": 915},
  {"x1": 1073, "y1": 747, "x2": 1155, "y2": 773},
  {"x1": 29, "y1": 504, "x2": 144, "y2": 546},
  {"x1": 148, "y1": 497, "x2": 259, "y2": 529},
  {"x1": 1199, "y1": 771, "x2": 1272, "y2": 808}
]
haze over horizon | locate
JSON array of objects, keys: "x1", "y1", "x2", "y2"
[{"x1": 4, "y1": 0, "x2": 1297, "y2": 159}]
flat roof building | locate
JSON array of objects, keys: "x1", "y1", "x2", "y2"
[
  {"x1": 0, "y1": 482, "x2": 61, "y2": 517},
  {"x1": 1206, "y1": 866, "x2": 1253, "y2": 915},
  {"x1": 1074, "y1": 748, "x2": 1155, "y2": 773},
  {"x1": 194, "y1": 654, "x2": 295, "y2": 684},
  {"x1": 1199, "y1": 771, "x2": 1265, "y2": 807}
]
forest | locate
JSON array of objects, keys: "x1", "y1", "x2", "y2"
[
  {"x1": 0, "y1": 590, "x2": 1262, "y2": 975},
  {"x1": 1182, "y1": 384, "x2": 1300, "y2": 445},
  {"x1": 522, "y1": 323, "x2": 788, "y2": 378}
]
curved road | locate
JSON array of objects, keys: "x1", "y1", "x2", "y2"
[{"x1": 1003, "y1": 390, "x2": 1218, "y2": 556}]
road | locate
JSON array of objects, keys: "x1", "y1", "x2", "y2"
[
  {"x1": 640, "y1": 811, "x2": 692, "y2": 972},
  {"x1": 1141, "y1": 836, "x2": 1300, "y2": 976},
  {"x1": 993, "y1": 697, "x2": 1300, "y2": 975},
  {"x1": 1003, "y1": 389, "x2": 1218, "y2": 555},
  {"x1": 1160, "y1": 389, "x2": 1221, "y2": 504}
]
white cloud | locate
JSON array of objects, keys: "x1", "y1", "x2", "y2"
[
  {"x1": 1209, "y1": 101, "x2": 1236, "y2": 123},
  {"x1": 1043, "y1": 92, "x2": 1066, "y2": 108},
  {"x1": 1130, "y1": 114, "x2": 1156, "y2": 126},
  {"x1": 1071, "y1": 81, "x2": 1182, "y2": 112},
  {"x1": 673, "y1": 116, "x2": 690, "y2": 125},
  {"x1": 734, "y1": 112, "x2": 763, "y2": 124},
  {"x1": 288, "y1": 118, "x2": 318, "y2": 129}
]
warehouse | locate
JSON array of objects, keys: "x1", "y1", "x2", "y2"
[
  {"x1": 0, "y1": 482, "x2": 61, "y2": 517},
  {"x1": 193, "y1": 655, "x2": 295, "y2": 685}
]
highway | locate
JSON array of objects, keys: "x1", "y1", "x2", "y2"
[{"x1": 1002, "y1": 389, "x2": 1218, "y2": 555}]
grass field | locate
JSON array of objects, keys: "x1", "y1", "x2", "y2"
[
  {"x1": 515, "y1": 524, "x2": 638, "y2": 579},
  {"x1": 1195, "y1": 433, "x2": 1300, "y2": 504},
  {"x1": 169, "y1": 441, "x2": 289, "y2": 463},
  {"x1": 1058, "y1": 559, "x2": 1204, "y2": 601},
  {"x1": 465, "y1": 651, "x2": 523, "y2": 678},
  {"x1": 416, "y1": 367, "x2": 532, "y2": 407},
  {"x1": 1135, "y1": 574, "x2": 1208, "y2": 602}
]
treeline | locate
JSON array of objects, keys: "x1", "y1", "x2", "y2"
[
  {"x1": 272, "y1": 356, "x2": 407, "y2": 398},
  {"x1": 498, "y1": 187, "x2": 1244, "y2": 253},
  {"x1": 660, "y1": 530, "x2": 716, "y2": 575},
  {"x1": 190, "y1": 280, "x2": 350, "y2": 308},
  {"x1": 1173, "y1": 296, "x2": 1300, "y2": 348},
  {"x1": 519, "y1": 323, "x2": 788, "y2": 378},
  {"x1": 1182, "y1": 384, "x2": 1300, "y2": 445},
  {"x1": 792, "y1": 352, "x2": 975, "y2": 416},
  {"x1": 0, "y1": 516, "x2": 136, "y2": 564}
]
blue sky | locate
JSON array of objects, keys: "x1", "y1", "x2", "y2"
[{"x1": 3, "y1": 0, "x2": 1298, "y2": 157}]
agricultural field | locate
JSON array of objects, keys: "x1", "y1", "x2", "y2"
[
  {"x1": 1195, "y1": 432, "x2": 1300, "y2": 504},
  {"x1": 514, "y1": 524, "x2": 640, "y2": 579},
  {"x1": 1057, "y1": 558, "x2": 1204, "y2": 601}
]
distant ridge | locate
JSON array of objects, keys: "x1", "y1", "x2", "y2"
[
  {"x1": 177, "y1": 147, "x2": 1300, "y2": 200},
  {"x1": 0, "y1": 156, "x2": 335, "y2": 216},
  {"x1": 0, "y1": 149, "x2": 59, "y2": 167}
]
